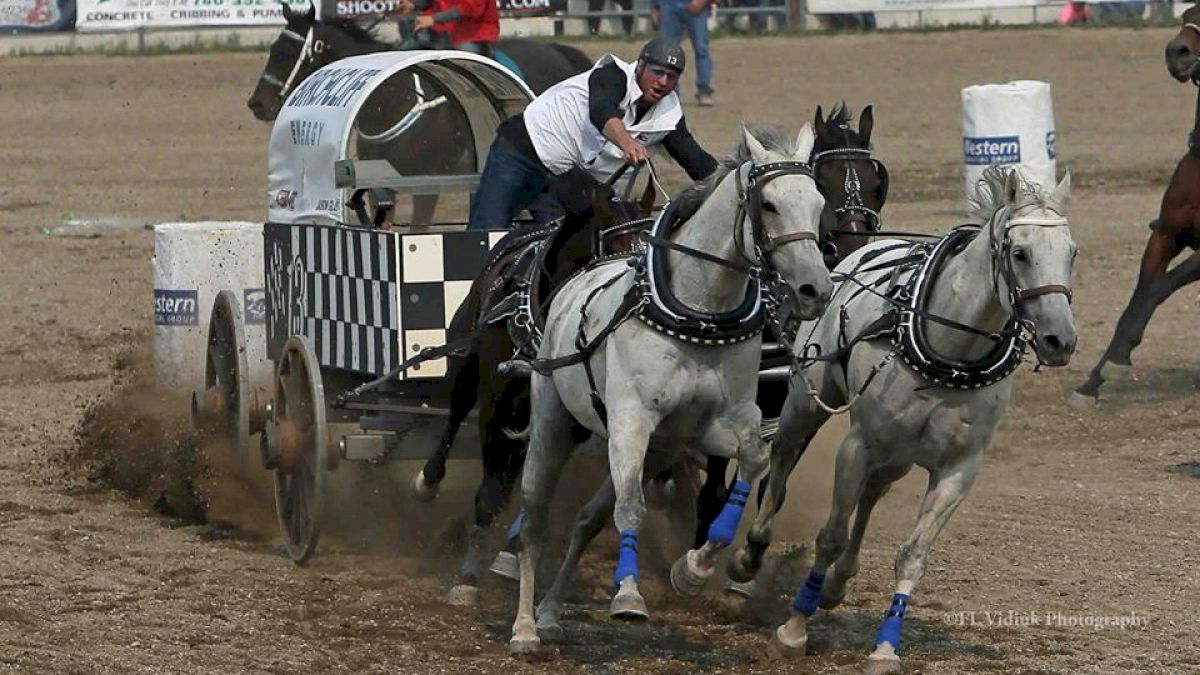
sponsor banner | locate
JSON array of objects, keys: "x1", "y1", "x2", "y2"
[
  {"x1": 329, "y1": 0, "x2": 566, "y2": 20},
  {"x1": 809, "y1": 0, "x2": 1038, "y2": 12},
  {"x1": 76, "y1": 0, "x2": 308, "y2": 32},
  {"x1": 963, "y1": 135, "x2": 1020, "y2": 165},
  {"x1": 154, "y1": 289, "x2": 199, "y2": 326},
  {"x1": 0, "y1": 0, "x2": 75, "y2": 31}
]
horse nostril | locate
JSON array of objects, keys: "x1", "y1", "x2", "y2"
[
  {"x1": 1044, "y1": 334, "x2": 1065, "y2": 352},
  {"x1": 1168, "y1": 43, "x2": 1190, "y2": 60},
  {"x1": 796, "y1": 284, "x2": 819, "y2": 301}
]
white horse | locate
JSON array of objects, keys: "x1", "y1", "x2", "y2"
[
  {"x1": 726, "y1": 166, "x2": 1077, "y2": 673},
  {"x1": 508, "y1": 126, "x2": 834, "y2": 656}
]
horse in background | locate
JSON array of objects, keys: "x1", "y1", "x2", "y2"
[
  {"x1": 412, "y1": 174, "x2": 656, "y2": 605},
  {"x1": 246, "y1": 4, "x2": 591, "y2": 225},
  {"x1": 1073, "y1": 5, "x2": 1200, "y2": 405},
  {"x1": 729, "y1": 166, "x2": 1076, "y2": 673}
]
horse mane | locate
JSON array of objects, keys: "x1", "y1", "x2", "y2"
[
  {"x1": 967, "y1": 165, "x2": 1048, "y2": 224},
  {"x1": 674, "y1": 126, "x2": 799, "y2": 223},
  {"x1": 314, "y1": 15, "x2": 384, "y2": 45},
  {"x1": 813, "y1": 102, "x2": 866, "y2": 153}
]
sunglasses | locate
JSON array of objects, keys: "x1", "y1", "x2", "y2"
[{"x1": 644, "y1": 65, "x2": 680, "y2": 84}]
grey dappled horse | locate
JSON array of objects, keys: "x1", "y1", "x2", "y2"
[
  {"x1": 728, "y1": 166, "x2": 1077, "y2": 673},
  {"x1": 508, "y1": 126, "x2": 833, "y2": 655}
]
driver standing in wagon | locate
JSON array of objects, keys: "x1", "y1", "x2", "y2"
[{"x1": 466, "y1": 37, "x2": 718, "y2": 231}]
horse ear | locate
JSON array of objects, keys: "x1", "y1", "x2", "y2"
[
  {"x1": 638, "y1": 178, "x2": 656, "y2": 216},
  {"x1": 1004, "y1": 167, "x2": 1022, "y2": 205},
  {"x1": 859, "y1": 105, "x2": 874, "y2": 145},
  {"x1": 280, "y1": 1, "x2": 292, "y2": 19},
  {"x1": 305, "y1": 1, "x2": 315, "y2": 19},
  {"x1": 1050, "y1": 171, "x2": 1071, "y2": 212},
  {"x1": 794, "y1": 123, "x2": 816, "y2": 161},
  {"x1": 814, "y1": 105, "x2": 825, "y2": 132},
  {"x1": 743, "y1": 125, "x2": 768, "y2": 163}
]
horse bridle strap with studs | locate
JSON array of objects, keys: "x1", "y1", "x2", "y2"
[
  {"x1": 735, "y1": 160, "x2": 821, "y2": 263},
  {"x1": 990, "y1": 212, "x2": 1073, "y2": 310}
]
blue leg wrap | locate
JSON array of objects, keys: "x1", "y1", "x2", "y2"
[
  {"x1": 790, "y1": 569, "x2": 826, "y2": 617},
  {"x1": 874, "y1": 593, "x2": 910, "y2": 651},
  {"x1": 706, "y1": 480, "x2": 751, "y2": 545},
  {"x1": 613, "y1": 530, "x2": 640, "y2": 589},
  {"x1": 505, "y1": 508, "x2": 526, "y2": 547}
]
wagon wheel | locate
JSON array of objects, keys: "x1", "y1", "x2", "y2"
[
  {"x1": 191, "y1": 290, "x2": 251, "y2": 466},
  {"x1": 266, "y1": 336, "x2": 328, "y2": 565}
]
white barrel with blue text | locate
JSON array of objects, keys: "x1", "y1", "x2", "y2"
[{"x1": 961, "y1": 80, "x2": 1056, "y2": 207}]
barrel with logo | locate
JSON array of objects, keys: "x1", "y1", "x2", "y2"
[
  {"x1": 152, "y1": 222, "x2": 270, "y2": 394},
  {"x1": 961, "y1": 80, "x2": 1056, "y2": 205}
]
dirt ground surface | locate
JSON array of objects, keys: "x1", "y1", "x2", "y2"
[{"x1": 4, "y1": 26, "x2": 1200, "y2": 675}]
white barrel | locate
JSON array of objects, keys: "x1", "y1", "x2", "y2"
[
  {"x1": 961, "y1": 80, "x2": 1056, "y2": 202},
  {"x1": 152, "y1": 222, "x2": 270, "y2": 393}
]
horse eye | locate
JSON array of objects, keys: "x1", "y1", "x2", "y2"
[
  {"x1": 1013, "y1": 248, "x2": 1030, "y2": 263},
  {"x1": 761, "y1": 201, "x2": 778, "y2": 214}
]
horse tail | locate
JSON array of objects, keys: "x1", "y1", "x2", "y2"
[{"x1": 548, "y1": 43, "x2": 594, "y2": 75}]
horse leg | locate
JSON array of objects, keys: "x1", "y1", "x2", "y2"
[
  {"x1": 413, "y1": 349, "x2": 479, "y2": 502},
  {"x1": 509, "y1": 379, "x2": 573, "y2": 657},
  {"x1": 449, "y1": 378, "x2": 527, "y2": 603},
  {"x1": 412, "y1": 194, "x2": 438, "y2": 226},
  {"x1": 1076, "y1": 232, "x2": 1189, "y2": 398},
  {"x1": 693, "y1": 455, "x2": 729, "y2": 550},
  {"x1": 771, "y1": 427, "x2": 870, "y2": 658},
  {"x1": 536, "y1": 476, "x2": 615, "y2": 641},
  {"x1": 604, "y1": 404, "x2": 657, "y2": 620},
  {"x1": 671, "y1": 402, "x2": 764, "y2": 596},
  {"x1": 861, "y1": 453, "x2": 982, "y2": 675},
  {"x1": 820, "y1": 465, "x2": 911, "y2": 610},
  {"x1": 727, "y1": 375, "x2": 833, "y2": 585}
]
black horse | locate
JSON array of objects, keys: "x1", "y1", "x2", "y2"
[{"x1": 247, "y1": 4, "x2": 592, "y2": 225}]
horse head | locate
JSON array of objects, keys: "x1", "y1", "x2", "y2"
[
  {"x1": 979, "y1": 166, "x2": 1078, "y2": 367},
  {"x1": 741, "y1": 124, "x2": 833, "y2": 321},
  {"x1": 247, "y1": 3, "x2": 385, "y2": 121},
  {"x1": 592, "y1": 175, "x2": 656, "y2": 256},
  {"x1": 1166, "y1": 5, "x2": 1200, "y2": 84},
  {"x1": 811, "y1": 103, "x2": 888, "y2": 267}
]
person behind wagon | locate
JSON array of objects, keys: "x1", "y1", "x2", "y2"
[
  {"x1": 466, "y1": 37, "x2": 719, "y2": 231},
  {"x1": 397, "y1": 0, "x2": 498, "y2": 56}
]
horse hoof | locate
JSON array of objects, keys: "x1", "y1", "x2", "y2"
[
  {"x1": 609, "y1": 590, "x2": 649, "y2": 620},
  {"x1": 863, "y1": 655, "x2": 903, "y2": 675},
  {"x1": 670, "y1": 552, "x2": 708, "y2": 597},
  {"x1": 412, "y1": 469, "x2": 439, "y2": 503},
  {"x1": 507, "y1": 636, "x2": 543, "y2": 659},
  {"x1": 536, "y1": 617, "x2": 566, "y2": 643},
  {"x1": 444, "y1": 584, "x2": 478, "y2": 606},
  {"x1": 767, "y1": 626, "x2": 806, "y2": 660},
  {"x1": 489, "y1": 551, "x2": 520, "y2": 581},
  {"x1": 725, "y1": 549, "x2": 759, "y2": 584},
  {"x1": 1066, "y1": 391, "x2": 1098, "y2": 411},
  {"x1": 724, "y1": 580, "x2": 756, "y2": 598}
]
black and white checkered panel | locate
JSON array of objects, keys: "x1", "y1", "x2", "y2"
[
  {"x1": 267, "y1": 224, "x2": 507, "y2": 379},
  {"x1": 294, "y1": 224, "x2": 400, "y2": 376},
  {"x1": 396, "y1": 230, "x2": 508, "y2": 379}
]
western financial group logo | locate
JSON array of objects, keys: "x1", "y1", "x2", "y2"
[{"x1": 963, "y1": 136, "x2": 1021, "y2": 166}]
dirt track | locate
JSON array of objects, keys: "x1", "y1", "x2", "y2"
[{"x1": 3, "y1": 26, "x2": 1200, "y2": 674}]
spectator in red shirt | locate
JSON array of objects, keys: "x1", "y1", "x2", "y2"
[{"x1": 401, "y1": 0, "x2": 499, "y2": 56}]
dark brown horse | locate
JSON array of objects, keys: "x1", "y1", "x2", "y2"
[
  {"x1": 1074, "y1": 8, "x2": 1200, "y2": 403},
  {"x1": 412, "y1": 175, "x2": 655, "y2": 604}
]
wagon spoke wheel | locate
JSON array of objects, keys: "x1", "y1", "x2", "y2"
[
  {"x1": 269, "y1": 336, "x2": 327, "y2": 565},
  {"x1": 192, "y1": 290, "x2": 251, "y2": 467}
]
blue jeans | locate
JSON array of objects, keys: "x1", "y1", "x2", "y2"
[
  {"x1": 468, "y1": 136, "x2": 561, "y2": 230},
  {"x1": 659, "y1": 1, "x2": 713, "y2": 97}
]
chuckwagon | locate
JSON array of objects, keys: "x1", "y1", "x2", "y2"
[{"x1": 191, "y1": 51, "x2": 535, "y2": 563}]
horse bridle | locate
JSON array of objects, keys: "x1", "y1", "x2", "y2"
[
  {"x1": 260, "y1": 26, "x2": 326, "y2": 99},
  {"x1": 988, "y1": 205, "x2": 1073, "y2": 321},
  {"x1": 811, "y1": 146, "x2": 888, "y2": 232}
]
